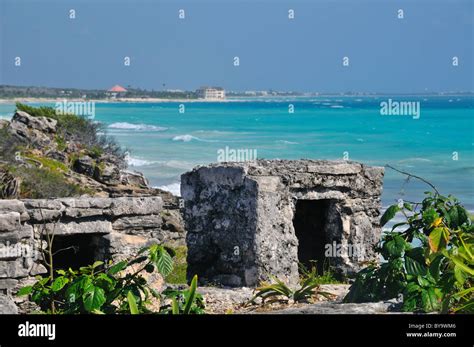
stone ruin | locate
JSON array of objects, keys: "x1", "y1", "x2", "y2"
[
  {"x1": 0, "y1": 196, "x2": 185, "y2": 313},
  {"x1": 181, "y1": 160, "x2": 384, "y2": 287}
]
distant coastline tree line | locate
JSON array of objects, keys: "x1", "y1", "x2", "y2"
[{"x1": 0, "y1": 85, "x2": 198, "y2": 100}]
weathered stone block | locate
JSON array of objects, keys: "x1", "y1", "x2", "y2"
[
  {"x1": 38, "y1": 219, "x2": 113, "y2": 235},
  {"x1": 0, "y1": 200, "x2": 29, "y2": 221},
  {"x1": 182, "y1": 160, "x2": 384, "y2": 287},
  {"x1": 108, "y1": 197, "x2": 163, "y2": 216},
  {"x1": 112, "y1": 215, "x2": 162, "y2": 230},
  {"x1": 0, "y1": 259, "x2": 29, "y2": 278},
  {"x1": 23, "y1": 199, "x2": 64, "y2": 222},
  {"x1": 0, "y1": 212, "x2": 21, "y2": 232},
  {"x1": 0, "y1": 294, "x2": 18, "y2": 314}
]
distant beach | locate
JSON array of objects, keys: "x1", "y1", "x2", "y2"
[
  {"x1": 0, "y1": 97, "x2": 237, "y2": 104},
  {"x1": 1, "y1": 95, "x2": 473, "y2": 212}
]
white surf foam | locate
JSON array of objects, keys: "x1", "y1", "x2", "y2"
[
  {"x1": 108, "y1": 122, "x2": 167, "y2": 131},
  {"x1": 172, "y1": 134, "x2": 217, "y2": 142},
  {"x1": 156, "y1": 182, "x2": 181, "y2": 196}
]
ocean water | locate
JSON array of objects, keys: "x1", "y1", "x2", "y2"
[{"x1": 1, "y1": 96, "x2": 473, "y2": 213}]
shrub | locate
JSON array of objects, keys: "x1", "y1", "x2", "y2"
[
  {"x1": 344, "y1": 191, "x2": 474, "y2": 313},
  {"x1": 16, "y1": 103, "x2": 126, "y2": 164},
  {"x1": 0, "y1": 127, "x2": 23, "y2": 163},
  {"x1": 249, "y1": 270, "x2": 334, "y2": 306},
  {"x1": 299, "y1": 261, "x2": 345, "y2": 285},
  {"x1": 19, "y1": 245, "x2": 204, "y2": 315},
  {"x1": 160, "y1": 275, "x2": 205, "y2": 314},
  {"x1": 11, "y1": 165, "x2": 86, "y2": 199}
]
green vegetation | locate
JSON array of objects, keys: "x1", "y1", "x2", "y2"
[
  {"x1": 344, "y1": 191, "x2": 474, "y2": 313},
  {"x1": 19, "y1": 245, "x2": 204, "y2": 314},
  {"x1": 23, "y1": 153, "x2": 68, "y2": 172},
  {"x1": 160, "y1": 275, "x2": 205, "y2": 314},
  {"x1": 165, "y1": 246, "x2": 187, "y2": 284},
  {"x1": 7, "y1": 165, "x2": 87, "y2": 199},
  {"x1": 16, "y1": 103, "x2": 125, "y2": 160},
  {"x1": 249, "y1": 265, "x2": 335, "y2": 306},
  {"x1": 0, "y1": 103, "x2": 129, "y2": 198},
  {"x1": 299, "y1": 262, "x2": 345, "y2": 286},
  {"x1": 0, "y1": 85, "x2": 198, "y2": 100}
]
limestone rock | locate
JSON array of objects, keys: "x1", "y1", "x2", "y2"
[
  {"x1": 73, "y1": 155, "x2": 95, "y2": 177},
  {"x1": 46, "y1": 150, "x2": 68, "y2": 163},
  {"x1": 94, "y1": 162, "x2": 121, "y2": 185},
  {"x1": 0, "y1": 259, "x2": 29, "y2": 278},
  {"x1": 0, "y1": 294, "x2": 18, "y2": 314},
  {"x1": 40, "y1": 219, "x2": 112, "y2": 235},
  {"x1": 112, "y1": 215, "x2": 162, "y2": 230},
  {"x1": 12, "y1": 111, "x2": 56, "y2": 133},
  {"x1": 0, "y1": 212, "x2": 21, "y2": 232},
  {"x1": 0, "y1": 224, "x2": 33, "y2": 244},
  {"x1": 108, "y1": 197, "x2": 163, "y2": 216},
  {"x1": 0, "y1": 200, "x2": 29, "y2": 221},
  {"x1": 120, "y1": 170, "x2": 149, "y2": 187},
  {"x1": 182, "y1": 160, "x2": 384, "y2": 287},
  {"x1": 8, "y1": 111, "x2": 56, "y2": 148}
]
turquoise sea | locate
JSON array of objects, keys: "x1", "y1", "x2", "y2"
[{"x1": 1, "y1": 96, "x2": 473, "y2": 212}]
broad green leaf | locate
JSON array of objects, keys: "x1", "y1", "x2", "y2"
[
  {"x1": 428, "y1": 227, "x2": 449, "y2": 253},
  {"x1": 416, "y1": 276, "x2": 431, "y2": 287},
  {"x1": 108, "y1": 260, "x2": 127, "y2": 275},
  {"x1": 402, "y1": 297, "x2": 417, "y2": 312},
  {"x1": 127, "y1": 291, "x2": 139, "y2": 314},
  {"x1": 454, "y1": 265, "x2": 466, "y2": 285},
  {"x1": 451, "y1": 256, "x2": 474, "y2": 276},
  {"x1": 421, "y1": 288, "x2": 440, "y2": 312},
  {"x1": 405, "y1": 256, "x2": 427, "y2": 276},
  {"x1": 422, "y1": 207, "x2": 439, "y2": 225},
  {"x1": 428, "y1": 255, "x2": 443, "y2": 282},
  {"x1": 384, "y1": 234, "x2": 407, "y2": 258},
  {"x1": 83, "y1": 285, "x2": 106, "y2": 312},
  {"x1": 51, "y1": 276, "x2": 69, "y2": 292},
  {"x1": 453, "y1": 287, "x2": 474, "y2": 300},
  {"x1": 17, "y1": 286, "x2": 33, "y2": 296},
  {"x1": 154, "y1": 247, "x2": 174, "y2": 277},
  {"x1": 92, "y1": 261, "x2": 104, "y2": 269},
  {"x1": 381, "y1": 205, "x2": 400, "y2": 226}
]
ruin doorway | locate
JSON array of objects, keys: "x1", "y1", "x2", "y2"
[
  {"x1": 51, "y1": 234, "x2": 104, "y2": 270},
  {"x1": 293, "y1": 199, "x2": 330, "y2": 274}
]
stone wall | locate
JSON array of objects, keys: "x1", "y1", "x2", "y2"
[
  {"x1": 182, "y1": 160, "x2": 384, "y2": 287},
  {"x1": 0, "y1": 196, "x2": 185, "y2": 313}
]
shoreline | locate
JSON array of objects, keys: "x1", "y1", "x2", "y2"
[
  {"x1": 1, "y1": 94, "x2": 472, "y2": 105},
  {"x1": 0, "y1": 97, "x2": 247, "y2": 104}
]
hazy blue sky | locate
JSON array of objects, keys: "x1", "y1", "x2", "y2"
[{"x1": 0, "y1": 0, "x2": 472, "y2": 93}]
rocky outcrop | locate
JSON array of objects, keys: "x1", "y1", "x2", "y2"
[
  {"x1": 182, "y1": 160, "x2": 384, "y2": 287},
  {"x1": 8, "y1": 111, "x2": 57, "y2": 148},
  {"x1": 2, "y1": 110, "x2": 164, "y2": 198}
]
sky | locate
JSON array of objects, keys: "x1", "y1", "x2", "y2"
[{"x1": 0, "y1": 0, "x2": 472, "y2": 93}]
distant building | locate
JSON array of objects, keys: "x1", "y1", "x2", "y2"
[
  {"x1": 196, "y1": 86, "x2": 225, "y2": 100},
  {"x1": 107, "y1": 85, "x2": 127, "y2": 98}
]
